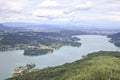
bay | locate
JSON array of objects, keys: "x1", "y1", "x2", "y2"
[{"x1": 0, "y1": 35, "x2": 120, "y2": 80}]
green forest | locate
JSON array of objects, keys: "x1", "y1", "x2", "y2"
[
  {"x1": 108, "y1": 32, "x2": 120, "y2": 47},
  {"x1": 7, "y1": 51, "x2": 120, "y2": 80},
  {"x1": 0, "y1": 31, "x2": 83, "y2": 56}
]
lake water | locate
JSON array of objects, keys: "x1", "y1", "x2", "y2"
[{"x1": 0, "y1": 35, "x2": 120, "y2": 80}]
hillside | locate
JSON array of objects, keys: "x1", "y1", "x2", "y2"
[
  {"x1": 7, "y1": 51, "x2": 120, "y2": 80},
  {"x1": 108, "y1": 32, "x2": 120, "y2": 47},
  {"x1": 0, "y1": 24, "x2": 15, "y2": 32},
  {"x1": 0, "y1": 24, "x2": 30, "y2": 32}
]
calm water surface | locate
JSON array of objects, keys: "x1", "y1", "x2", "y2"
[{"x1": 0, "y1": 35, "x2": 120, "y2": 80}]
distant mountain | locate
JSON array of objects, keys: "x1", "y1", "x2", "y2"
[
  {"x1": 2, "y1": 22, "x2": 101, "y2": 31},
  {"x1": 2, "y1": 22, "x2": 36, "y2": 27},
  {"x1": 2, "y1": 22, "x2": 120, "y2": 31},
  {"x1": 2, "y1": 22, "x2": 63, "y2": 31},
  {"x1": 0, "y1": 24, "x2": 15, "y2": 32},
  {"x1": 26, "y1": 24, "x2": 62, "y2": 31},
  {"x1": 0, "y1": 23, "x2": 30, "y2": 32}
]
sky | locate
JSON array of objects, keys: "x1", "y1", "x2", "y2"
[{"x1": 0, "y1": 0, "x2": 120, "y2": 28}]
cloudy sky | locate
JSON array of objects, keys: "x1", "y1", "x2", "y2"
[{"x1": 0, "y1": 0, "x2": 120, "y2": 28}]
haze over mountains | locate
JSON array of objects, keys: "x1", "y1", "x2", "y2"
[
  {"x1": 1, "y1": 22, "x2": 120, "y2": 32},
  {"x1": 0, "y1": 0, "x2": 120, "y2": 31},
  {"x1": 0, "y1": 23, "x2": 31, "y2": 32}
]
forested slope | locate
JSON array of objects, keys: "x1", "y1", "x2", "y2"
[
  {"x1": 108, "y1": 32, "x2": 120, "y2": 47},
  {"x1": 7, "y1": 51, "x2": 120, "y2": 80}
]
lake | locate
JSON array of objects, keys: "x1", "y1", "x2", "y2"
[{"x1": 0, "y1": 35, "x2": 120, "y2": 80}]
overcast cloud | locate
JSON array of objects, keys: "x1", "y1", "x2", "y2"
[{"x1": 0, "y1": 0, "x2": 120, "y2": 27}]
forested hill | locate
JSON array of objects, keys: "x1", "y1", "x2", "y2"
[
  {"x1": 0, "y1": 31, "x2": 83, "y2": 56},
  {"x1": 7, "y1": 51, "x2": 120, "y2": 80},
  {"x1": 108, "y1": 32, "x2": 120, "y2": 47}
]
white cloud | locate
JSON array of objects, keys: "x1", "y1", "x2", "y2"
[
  {"x1": 109, "y1": 11, "x2": 120, "y2": 16},
  {"x1": 74, "y1": 1, "x2": 94, "y2": 10},
  {"x1": 0, "y1": 0, "x2": 29, "y2": 11},
  {"x1": 0, "y1": 0, "x2": 120, "y2": 26},
  {"x1": 33, "y1": 9, "x2": 64, "y2": 18},
  {"x1": 38, "y1": 0, "x2": 59, "y2": 7}
]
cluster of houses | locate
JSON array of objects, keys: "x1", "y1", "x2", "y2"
[{"x1": 13, "y1": 63, "x2": 36, "y2": 76}]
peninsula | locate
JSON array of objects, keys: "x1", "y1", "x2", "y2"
[{"x1": 0, "y1": 30, "x2": 84, "y2": 56}]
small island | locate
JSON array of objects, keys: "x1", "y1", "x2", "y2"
[{"x1": 12, "y1": 63, "x2": 36, "y2": 77}]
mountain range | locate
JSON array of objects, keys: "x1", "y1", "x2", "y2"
[{"x1": 1, "y1": 22, "x2": 120, "y2": 32}]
